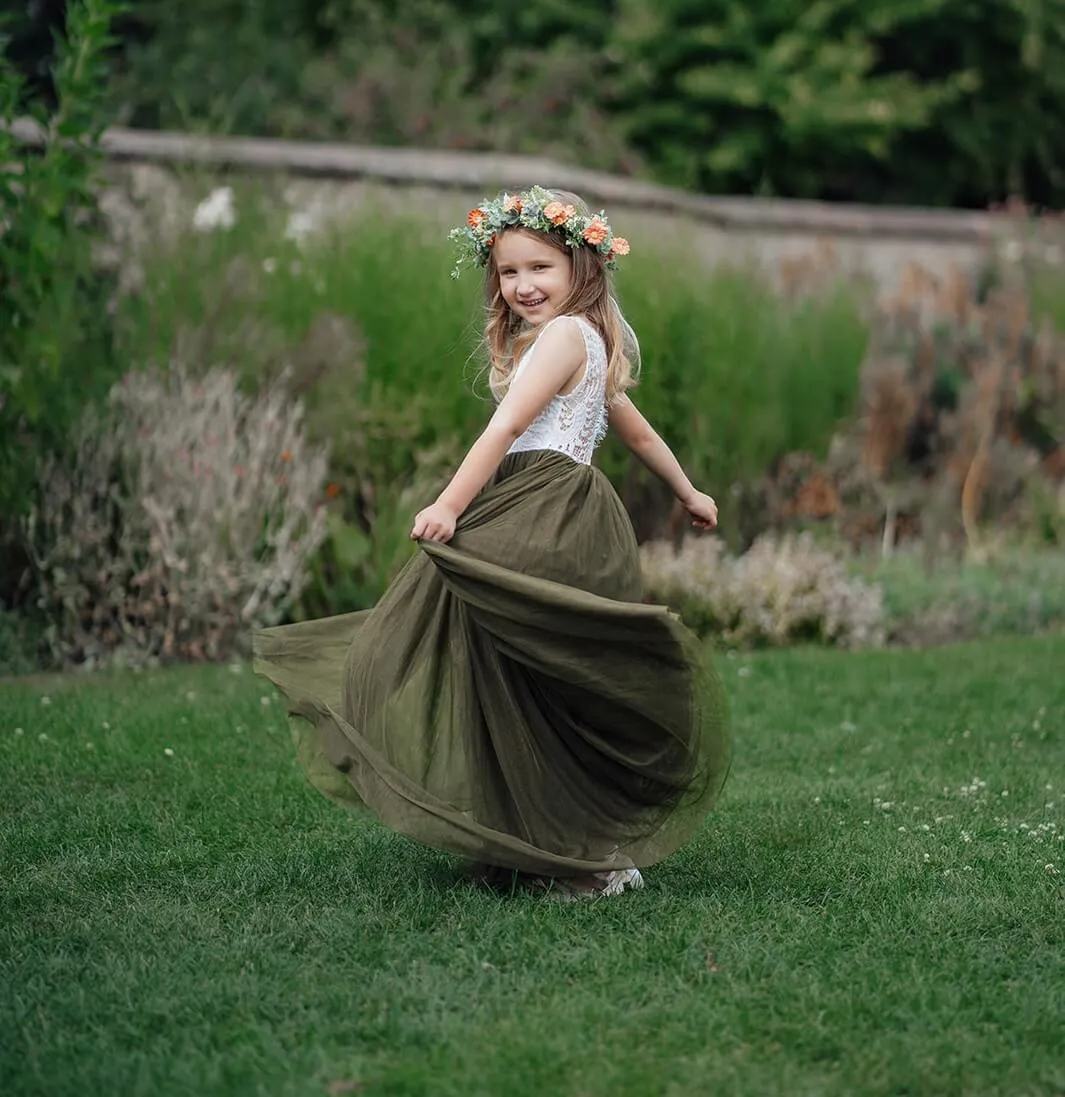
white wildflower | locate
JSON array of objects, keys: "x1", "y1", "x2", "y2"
[
  {"x1": 164, "y1": 748, "x2": 174, "y2": 757},
  {"x1": 284, "y1": 209, "x2": 317, "y2": 244},
  {"x1": 192, "y1": 186, "x2": 236, "y2": 232}
]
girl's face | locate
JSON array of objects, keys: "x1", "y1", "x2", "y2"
[{"x1": 494, "y1": 230, "x2": 573, "y2": 326}]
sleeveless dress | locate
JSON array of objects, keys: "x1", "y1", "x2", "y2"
[{"x1": 253, "y1": 315, "x2": 730, "y2": 880}]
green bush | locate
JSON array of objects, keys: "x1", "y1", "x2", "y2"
[
  {"x1": 612, "y1": 0, "x2": 1065, "y2": 208},
  {"x1": 0, "y1": 0, "x2": 125, "y2": 526}
]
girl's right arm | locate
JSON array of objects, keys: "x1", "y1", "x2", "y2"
[{"x1": 608, "y1": 395, "x2": 718, "y2": 530}]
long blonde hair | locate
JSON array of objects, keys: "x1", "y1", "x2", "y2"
[{"x1": 482, "y1": 189, "x2": 640, "y2": 402}]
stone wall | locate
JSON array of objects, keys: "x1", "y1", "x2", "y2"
[{"x1": 16, "y1": 119, "x2": 1006, "y2": 292}]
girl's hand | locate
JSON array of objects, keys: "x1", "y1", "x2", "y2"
[
  {"x1": 411, "y1": 501, "x2": 458, "y2": 543},
  {"x1": 682, "y1": 491, "x2": 718, "y2": 531}
]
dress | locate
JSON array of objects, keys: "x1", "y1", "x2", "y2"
[{"x1": 253, "y1": 315, "x2": 730, "y2": 878}]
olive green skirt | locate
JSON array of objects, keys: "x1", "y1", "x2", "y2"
[{"x1": 253, "y1": 450, "x2": 730, "y2": 877}]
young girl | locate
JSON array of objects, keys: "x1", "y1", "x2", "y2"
[{"x1": 254, "y1": 186, "x2": 729, "y2": 900}]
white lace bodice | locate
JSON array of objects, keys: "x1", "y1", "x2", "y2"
[{"x1": 504, "y1": 315, "x2": 609, "y2": 466}]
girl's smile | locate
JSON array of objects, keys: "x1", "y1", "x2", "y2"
[{"x1": 494, "y1": 230, "x2": 573, "y2": 326}]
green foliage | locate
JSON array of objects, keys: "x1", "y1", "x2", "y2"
[
  {"x1": 106, "y1": 0, "x2": 324, "y2": 134},
  {"x1": 0, "y1": 0, "x2": 125, "y2": 523},
  {"x1": 610, "y1": 0, "x2": 1065, "y2": 206},
  {"x1": 86, "y1": 0, "x2": 1065, "y2": 208},
  {"x1": 107, "y1": 0, "x2": 634, "y2": 171}
]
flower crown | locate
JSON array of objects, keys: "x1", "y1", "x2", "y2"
[{"x1": 448, "y1": 185, "x2": 630, "y2": 278}]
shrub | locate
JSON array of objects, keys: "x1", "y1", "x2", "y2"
[
  {"x1": 23, "y1": 365, "x2": 328, "y2": 667},
  {"x1": 0, "y1": 0, "x2": 126, "y2": 526},
  {"x1": 641, "y1": 533, "x2": 884, "y2": 649}
]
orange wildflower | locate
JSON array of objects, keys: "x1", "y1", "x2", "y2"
[
  {"x1": 611, "y1": 236, "x2": 631, "y2": 256},
  {"x1": 325, "y1": 482, "x2": 341, "y2": 499},
  {"x1": 583, "y1": 218, "x2": 609, "y2": 246},
  {"x1": 467, "y1": 208, "x2": 487, "y2": 229},
  {"x1": 503, "y1": 195, "x2": 524, "y2": 213}
]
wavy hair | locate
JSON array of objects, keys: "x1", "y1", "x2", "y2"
[{"x1": 481, "y1": 189, "x2": 640, "y2": 403}]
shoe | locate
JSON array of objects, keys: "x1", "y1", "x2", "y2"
[{"x1": 542, "y1": 866, "x2": 645, "y2": 902}]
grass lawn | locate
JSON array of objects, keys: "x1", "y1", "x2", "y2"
[{"x1": 2, "y1": 636, "x2": 1064, "y2": 1097}]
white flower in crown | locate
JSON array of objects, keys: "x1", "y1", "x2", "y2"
[{"x1": 448, "y1": 185, "x2": 630, "y2": 278}]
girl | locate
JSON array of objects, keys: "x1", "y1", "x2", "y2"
[{"x1": 254, "y1": 186, "x2": 729, "y2": 900}]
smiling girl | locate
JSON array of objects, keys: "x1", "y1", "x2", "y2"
[{"x1": 255, "y1": 186, "x2": 730, "y2": 900}]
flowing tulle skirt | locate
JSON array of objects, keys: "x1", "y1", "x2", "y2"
[{"x1": 253, "y1": 450, "x2": 730, "y2": 877}]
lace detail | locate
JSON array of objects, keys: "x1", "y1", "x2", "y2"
[{"x1": 504, "y1": 315, "x2": 609, "y2": 466}]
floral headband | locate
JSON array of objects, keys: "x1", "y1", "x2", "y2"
[{"x1": 448, "y1": 184, "x2": 630, "y2": 278}]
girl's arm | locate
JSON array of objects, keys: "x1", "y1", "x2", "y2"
[
  {"x1": 411, "y1": 318, "x2": 586, "y2": 542},
  {"x1": 608, "y1": 395, "x2": 718, "y2": 529}
]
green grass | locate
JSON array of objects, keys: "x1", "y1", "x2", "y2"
[{"x1": 2, "y1": 636, "x2": 1063, "y2": 1097}]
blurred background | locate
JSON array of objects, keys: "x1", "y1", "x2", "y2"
[{"x1": 2, "y1": 0, "x2": 1065, "y2": 672}]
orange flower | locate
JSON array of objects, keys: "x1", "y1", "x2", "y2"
[
  {"x1": 611, "y1": 236, "x2": 631, "y2": 256},
  {"x1": 325, "y1": 482, "x2": 341, "y2": 499},
  {"x1": 280, "y1": 449, "x2": 293, "y2": 463},
  {"x1": 543, "y1": 201, "x2": 575, "y2": 226},
  {"x1": 503, "y1": 195, "x2": 523, "y2": 213},
  {"x1": 486, "y1": 233, "x2": 497, "y2": 248},
  {"x1": 583, "y1": 218, "x2": 609, "y2": 246},
  {"x1": 467, "y1": 208, "x2": 487, "y2": 229}
]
